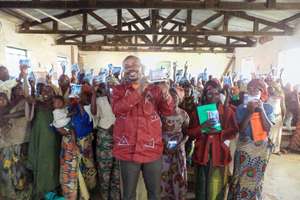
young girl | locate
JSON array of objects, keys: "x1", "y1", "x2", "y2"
[
  {"x1": 188, "y1": 80, "x2": 238, "y2": 200},
  {"x1": 161, "y1": 86, "x2": 190, "y2": 200}
]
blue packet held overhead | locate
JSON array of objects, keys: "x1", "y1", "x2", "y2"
[
  {"x1": 69, "y1": 84, "x2": 82, "y2": 98},
  {"x1": 19, "y1": 59, "x2": 30, "y2": 67}
]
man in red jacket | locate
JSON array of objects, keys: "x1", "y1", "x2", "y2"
[{"x1": 112, "y1": 55, "x2": 174, "y2": 200}]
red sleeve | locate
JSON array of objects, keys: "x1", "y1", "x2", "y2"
[
  {"x1": 187, "y1": 110, "x2": 203, "y2": 139},
  {"x1": 112, "y1": 85, "x2": 142, "y2": 116},
  {"x1": 151, "y1": 85, "x2": 174, "y2": 116},
  {"x1": 221, "y1": 106, "x2": 239, "y2": 141}
]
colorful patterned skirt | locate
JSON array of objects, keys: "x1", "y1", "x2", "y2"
[
  {"x1": 161, "y1": 133, "x2": 187, "y2": 200},
  {"x1": 60, "y1": 133, "x2": 97, "y2": 200},
  {"x1": 228, "y1": 139, "x2": 270, "y2": 200},
  {"x1": 95, "y1": 127, "x2": 121, "y2": 200},
  {"x1": 0, "y1": 143, "x2": 32, "y2": 200}
]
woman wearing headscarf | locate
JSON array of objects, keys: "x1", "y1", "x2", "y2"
[
  {"x1": 0, "y1": 67, "x2": 34, "y2": 200},
  {"x1": 69, "y1": 86, "x2": 97, "y2": 198},
  {"x1": 228, "y1": 79, "x2": 274, "y2": 200},
  {"x1": 188, "y1": 80, "x2": 238, "y2": 200},
  {"x1": 56, "y1": 83, "x2": 97, "y2": 200},
  {"x1": 160, "y1": 86, "x2": 190, "y2": 200},
  {"x1": 27, "y1": 84, "x2": 61, "y2": 200},
  {"x1": 91, "y1": 80, "x2": 121, "y2": 200}
]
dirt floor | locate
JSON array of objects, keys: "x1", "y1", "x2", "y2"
[{"x1": 263, "y1": 153, "x2": 300, "y2": 200}]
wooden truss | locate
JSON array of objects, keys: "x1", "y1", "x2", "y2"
[
  {"x1": 1, "y1": 0, "x2": 300, "y2": 10},
  {"x1": 19, "y1": 9, "x2": 294, "y2": 36},
  {"x1": 0, "y1": 0, "x2": 300, "y2": 52},
  {"x1": 14, "y1": 8, "x2": 300, "y2": 52}
]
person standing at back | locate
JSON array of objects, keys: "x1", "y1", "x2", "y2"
[{"x1": 111, "y1": 55, "x2": 174, "y2": 200}]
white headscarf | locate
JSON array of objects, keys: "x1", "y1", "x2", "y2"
[{"x1": 0, "y1": 79, "x2": 17, "y2": 100}]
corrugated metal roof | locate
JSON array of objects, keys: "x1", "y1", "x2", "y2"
[{"x1": 6, "y1": 8, "x2": 300, "y2": 30}]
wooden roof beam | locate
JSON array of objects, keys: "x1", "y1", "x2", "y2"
[
  {"x1": 127, "y1": 9, "x2": 150, "y2": 30},
  {"x1": 56, "y1": 16, "x2": 151, "y2": 44},
  {"x1": 2, "y1": 1, "x2": 300, "y2": 10},
  {"x1": 15, "y1": 9, "x2": 41, "y2": 23},
  {"x1": 158, "y1": 24, "x2": 178, "y2": 44},
  {"x1": 35, "y1": 9, "x2": 76, "y2": 30},
  {"x1": 20, "y1": 9, "x2": 85, "y2": 28},
  {"x1": 160, "y1": 9, "x2": 181, "y2": 28},
  {"x1": 192, "y1": 12, "x2": 223, "y2": 31},
  {"x1": 24, "y1": 26, "x2": 289, "y2": 36},
  {"x1": 78, "y1": 46, "x2": 234, "y2": 53},
  {"x1": 60, "y1": 40, "x2": 250, "y2": 48},
  {"x1": 88, "y1": 11, "x2": 115, "y2": 31},
  {"x1": 223, "y1": 11, "x2": 293, "y2": 32},
  {"x1": 261, "y1": 12, "x2": 300, "y2": 32}
]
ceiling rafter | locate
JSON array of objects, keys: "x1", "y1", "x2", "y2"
[
  {"x1": 79, "y1": 46, "x2": 234, "y2": 53},
  {"x1": 18, "y1": 10, "x2": 294, "y2": 37},
  {"x1": 160, "y1": 9, "x2": 181, "y2": 28},
  {"x1": 61, "y1": 34, "x2": 247, "y2": 48},
  {"x1": 1, "y1": 5, "x2": 298, "y2": 53},
  {"x1": 54, "y1": 13, "x2": 255, "y2": 49},
  {"x1": 88, "y1": 11, "x2": 115, "y2": 31},
  {"x1": 55, "y1": 16, "x2": 151, "y2": 43},
  {"x1": 20, "y1": 9, "x2": 86, "y2": 29},
  {"x1": 192, "y1": 13, "x2": 223, "y2": 31},
  {"x1": 260, "y1": 13, "x2": 300, "y2": 32},
  {"x1": 47, "y1": 7, "x2": 300, "y2": 51},
  {"x1": 2, "y1": 0, "x2": 300, "y2": 10},
  {"x1": 222, "y1": 11, "x2": 293, "y2": 33},
  {"x1": 0, "y1": 8, "x2": 80, "y2": 43},
  {"x1": 127, "y1": 9, "x2": 150, "y2": 30}
]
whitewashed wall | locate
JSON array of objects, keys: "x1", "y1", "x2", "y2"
[
  {"x1": 80, "y1": 51, "x2": 232, "y2": 79},
  {"x1": 0, "y1": 13, "x2": 78, "y2": 78}
]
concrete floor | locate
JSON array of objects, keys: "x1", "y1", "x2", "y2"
[
  {"x1": 263, "y1": 153, "x2": 300, "y2": 200},
  {"x1": 91, "y1": 153, "x2": 300, "y2": 200}
]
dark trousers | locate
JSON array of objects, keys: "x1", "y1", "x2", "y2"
[{"x1": 120, "y1": 158, "x2": 162, "y2": 200}]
